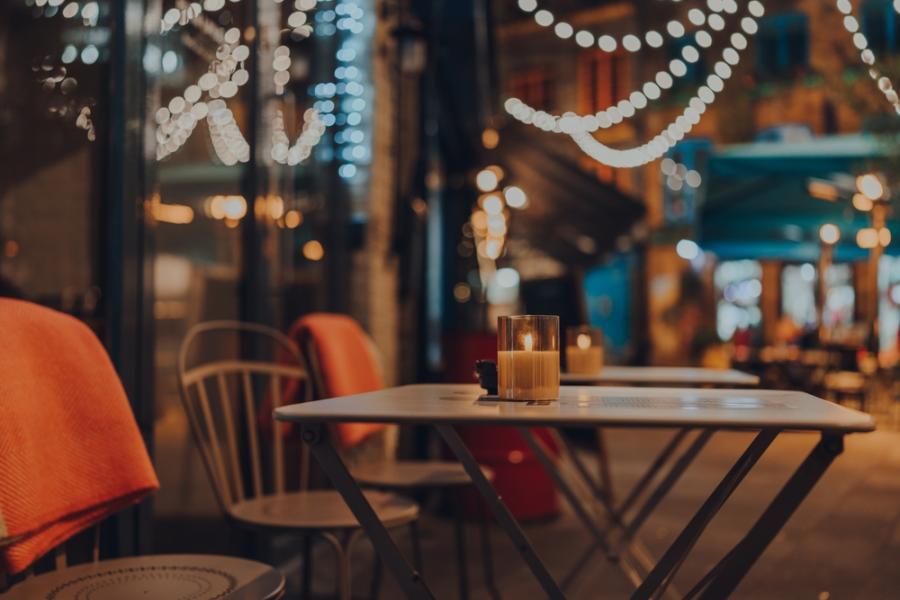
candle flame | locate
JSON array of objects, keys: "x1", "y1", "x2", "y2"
[
  {"x1": 523, "y1": 333, "x2": 534, "y2": 352},
  {"x1": 576, "y1": 333, "x2": 592, "y2": 350}
]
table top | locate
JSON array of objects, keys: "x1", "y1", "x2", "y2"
[
  {"x1": 275, "y1": 384, "x2": 875, "y2": 433},
  {"x1": 561, "y1": 366, "x2": 759, "y2": 387}
]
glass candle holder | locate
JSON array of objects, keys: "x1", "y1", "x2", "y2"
[
  {"x1": 565, "y1": 326, "x2": 604, "y2": 374},
  {"x1": 497, "y1": 315, "x2": 560, "y2": 401}
]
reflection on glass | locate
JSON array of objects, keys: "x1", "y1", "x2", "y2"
[{"x1": 0, "y1": 0, "x2": 110, "y2": 319}]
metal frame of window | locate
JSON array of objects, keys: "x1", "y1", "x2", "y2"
[{"x1": 105, "y1": 0, "x2": 157, "y2": 557}]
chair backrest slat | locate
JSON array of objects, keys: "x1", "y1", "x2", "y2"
[
  {"x1": 177, "y1": 321, "x2": 309, "y2": 510},
  {"x1": 53, "y1": 546, "x2": 66, "y2": 571},
  {"x1": 242, "y1": 370, "x2": 264, "y2": 498},
  {"x1": 195, "y1": 378, "x2": 233, "y2": 505},
  {"x1": 217, "y1": 372, "x2": 245, "y2": 503},
  {"x1": 271, "y1": 374, "x2": 285, "y2": 495}
]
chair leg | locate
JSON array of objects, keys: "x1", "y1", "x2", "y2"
[
  {"x1": 320, "y1": 531, "x2": 354, "y2": 600},
  {"x1": 345, "y1": 530, "x2": 364, "y2": 600},
  {"x1": 301, "y1": 534, "x2": 314, "y2": 600},
  {"x1": 369, "y1": 553, "x2": 384, "y2": 600},
  {"x1": 453, "y1": 500, "x2": 470, "y2": 600},
  {"x1": 478, "y1": 500, "x2": 501, "y2": 600},
  {"x1": 409, "y1": 520, "x2": 424, "y2": 576}
]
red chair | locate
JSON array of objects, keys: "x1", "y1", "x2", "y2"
[
  {"x1": 0, "y1": 299, "x2": 283, "y2": 599},
  {"x1": 290, "y1": 313, "x2": 499, "y2": 600}
]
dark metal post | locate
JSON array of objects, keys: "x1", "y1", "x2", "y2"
[{"x1": 106, "y1": 0, "x2": 156, "y2": 557}]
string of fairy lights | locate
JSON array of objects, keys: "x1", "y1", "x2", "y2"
[
  {"x1": 836, "y1": 0, "x2": 900, "y2": 115},
  {"x1": 509, "y1": 0, "x2": 900, "y2": 170},
  {"x1": 505, "y1": 0, "x2": 766, "y2": 169},
  {"x1": 155, "y1": 0, "x2": 372, "y2": 180},
  {"x1": 519, "y1": 0, "x2": 739, "y2": 52},
  {"x1": 155, "y1": 0, "x2": 372, "y2": 176}
]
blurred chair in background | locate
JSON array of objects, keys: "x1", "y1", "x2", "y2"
[
  {"x1": 292, "y1": 313, "x2": 499, "y2": 600},
  {"x1": 178, "y1": 321, "x2": 419, "y2": 600}
]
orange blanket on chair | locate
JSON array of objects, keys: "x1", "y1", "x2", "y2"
[
  {"x1": 0, "y1": 299, "x2": 159, "y2": 575},
  {"x1": 288, "y1": 313, "x2": 387, "y2": 448}
]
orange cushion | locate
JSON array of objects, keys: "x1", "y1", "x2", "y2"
[{"x1": 290, "y1": 314, "x2": 388, "y2": 447}]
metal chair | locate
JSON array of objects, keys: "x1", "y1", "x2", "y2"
[
  {"x1": 177, "y1": 321, "x2": 419, "y2": 600},
  {"x1": 296, "y1": 314, "x2": 499, "y2": 600}
]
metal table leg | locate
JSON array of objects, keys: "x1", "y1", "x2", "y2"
[
  {"x1": 695, "y1": 434, "x2": 845, "y2": 599},
  {"x1": 552, "y1": 430, "x2": 620, "y2": 526},
  {"x1": 539, "y1": 428, "x2": 706, "y2": 594},
  {"x1": 596, "y1": 428, "x2": 615, "y2": 506},
  {"x1": 631, "y1": 429, "x2": 778, "y2": 600},
  {"x1": 436, "y1": 424, "x2": 566, "y2": 600},
  {"x1": 301, "y1": 423, "x2": 435, "y2": 600},
  {"x1": 620, "y1": 430, "x2": 715, "y2": 545},
  {"x1": 616, "y1": 429, "x2": 690, "y2": 519},
  {"x1": 519, "y1": 427, "x2": 614, "y2": 558}
]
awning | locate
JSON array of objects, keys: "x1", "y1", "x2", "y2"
[
  {"x1": 699, "y1": 134, "x2": 898, "y2": 261},
  {"x1": 484, "y1": 124, "x2": 645, "y2": 266}
]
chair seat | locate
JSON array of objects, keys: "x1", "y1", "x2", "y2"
[
  {"x1": 228, "y1": 489, "x2": 418, "y2": 531},
  {"x1": 351, "y1": 460, "x2": 494, "y2": 489},
  {"x1": 0, "y1": 554, "x2": 284, "y2": 600}
]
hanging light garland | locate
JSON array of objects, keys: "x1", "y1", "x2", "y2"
[
  {"x1": 835, "y1": 0, "x2": 900, "y2": 115},
  {"x1": 517, "y1": 0, "x2": 738, "y2": 53},
  {"x1": 155, "y1": 0, "x2": 333, "y2": 165},
  {"x1": 505, "y1": 0, "x2": 765, "y2": 168},
  {"x1": 661, "y1": 157, "x2": 702, "y2": 191},
  {"x1": 160, "y1": 0, "x2": 239, "y2": 34},
  {"x1": 271, "y1": 107, "x2": 326, "y2": 165},
  {"x1": 32, "y1": 0, "x2": 101, "y2": 26},
  {"x1": 155, "y1": 29, "x2": 249, "y2": 161}
]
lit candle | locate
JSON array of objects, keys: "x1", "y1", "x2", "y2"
[
  {"x1": 497, "y1": 316, "x2": 560, "y2": 401},
  {"x1": 565, "y1": 326, "x2": 604, "y2": 374}
]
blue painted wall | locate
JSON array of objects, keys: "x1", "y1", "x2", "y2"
[{"x1": 583, "y1": 253, "x2": 634, "y2": 363}]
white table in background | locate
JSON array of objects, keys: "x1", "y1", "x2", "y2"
[
  {"x1": 276, "y1": 384, "x2": 873, "y2": 600},
  {"x1": 561, "y1": 366, "x2": 759, "y2": 388}
]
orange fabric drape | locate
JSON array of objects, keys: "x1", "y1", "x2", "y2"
[
  {"x1": 288, "y1": 313, "x2": 388, "y2": 447},
  {"x1": 0, "y1": 299, "x2": 158, "y2": 575}
]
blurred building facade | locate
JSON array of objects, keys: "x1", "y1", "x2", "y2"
[{"x1": 493, "y1": 0, "x2": 900, "y2": 365}]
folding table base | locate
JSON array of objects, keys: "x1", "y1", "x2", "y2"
[
  {"x1": 301, "y1": 423, "x2": 436, "y2": 600},
  {"x1": 302, "y1": 421, "x2": 846, "y2": 600}
]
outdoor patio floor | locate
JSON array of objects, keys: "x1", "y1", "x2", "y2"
[{"x1": 309, "y1": 420, "x2": 900, "y2": 599}]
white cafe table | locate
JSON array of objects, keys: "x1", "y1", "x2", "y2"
[
  {"x1": 276, "y1": 384, "x2": 874, "y2": 600},
  {"x1": 561, "y1": 366, "x2": 759, "y2": 388}
]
